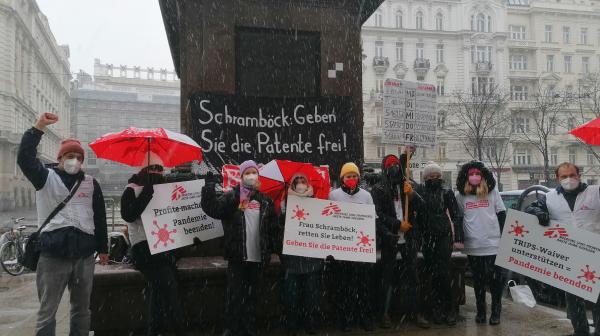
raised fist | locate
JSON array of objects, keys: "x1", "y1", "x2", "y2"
[{"x1": 34, "y1": 112, "x2": 59, "y2": 130}]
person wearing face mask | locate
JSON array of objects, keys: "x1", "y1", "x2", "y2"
[
  {"x1": 526, "y1": 162, "x2": 600, "y2": 336},
  {"x1": 455, "y1": 161, "x2": 506, "y2": 326},
  {"x1": 328, "y1": 162, "x2": 376, "y2": 332},
  {"x1": 120, "y1": 154, "x2": 185, "y2": 336},
  {"x1": 278, "y1": 174, "x2": 322, "y2": 335},
  {"x1": 371, "y1": 151, "x2": 429, "y2": 329},
  {"x1": 416, "y1": 162, "x2": 463, "y2": 326},
  {"x1": 17, "y1": 112, "x2": 108, "y2": 336},
  {"x1": 201, "y1": 160, "x2": 277, "y2": 336}
]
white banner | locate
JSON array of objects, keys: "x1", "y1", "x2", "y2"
[
  {"x1": 282, "y1": 195, "x2": 377, "y2": 263},
  {"x1": 496, "y1": 209, "x2": 600, "y2": 302},
  {"x1": 382, "y1": 79, "x2": 437, "y2": 148},
  {"x1": 141, "y1": 180, "x2": 224, "y2": 254}
]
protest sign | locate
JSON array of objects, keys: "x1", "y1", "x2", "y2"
[
  {"x1": 496, "y1": 209, "x2": 600, "y2": 302},
  {"x1": 282, "y1": 195, "x2": 376, "y2": 263},
  {"x1": 222, "y1": 164, "x2": 241, "y2": 191},
  {"x1": 382, "y1": 79, "x2": 437, "y2": 148},
  {"x1": 141, "y1": 180, "x2": 224, "y2": 254}
]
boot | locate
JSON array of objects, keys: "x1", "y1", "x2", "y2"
[
  {"x1": 489, "y1": 301, "x2": 501, "y2": 325},
  {"x1": 475, "y1": 300, "x2": 487, "y2": 324},
  {"x1": 416, "y1": 314, "x2": 431, "y2": 329},
  {"x1": 380, "y1": 313, "x2": 392, "y2": 329},
  {"x1": 446, "y1": 308, "x2": 458, "y2": 326}
]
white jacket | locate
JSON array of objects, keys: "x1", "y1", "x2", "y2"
[{"x1": 546, "y1": 185, "x2": 600, "y2": 234}]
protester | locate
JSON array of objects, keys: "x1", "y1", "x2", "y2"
[
  {"x1": 120, "y1": 154, "x2": 185, "y2": 336},
  {"x1": 416, "y1": 161, "x2": 463, "y2": 326},
  {"x1": 371, "y1": 150, "x2": 429, "y2": 329},
  {"x1": 278, "y1": 173, "x2": 322, "y2": 335},
  {"x1": 17, "y1": 112, "x2": 108, "y2": 336},
  {"x1": 201, "y1": 160, "x2": 277, "y2": 336},
  {"x1": 526, "y1": 162, "x2": 600, "y2": 336},
  {"x1": 328, "y1": 162, "x2": 375, "y2": 332},
  {"x1": 455, "y1": 161, "x2": 506, "y2": 325}
]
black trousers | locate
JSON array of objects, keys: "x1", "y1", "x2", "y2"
[
  {"x1": 566, "y1": 292, "x2": 600, "y2": 336},
  {"x1": 282, "y1": 270, "x2": 321, "y2": 331},
  {"x1": 225, "y1": 261, "x2": 261, "y2": 336},
  {"x1": 467, "y1": 255, "x2": 505, "y2": 314},
  {"x1": 421, "y1": 235, "x2": 455, "y2": 317},
  {"x1": 333, "y1": 260, "x2": 373, "y2": 327},
  {"x1": 132, "y1": 243, "x2": 185, "y2": 336},
  {"x1": 379, "y1": 241, "x2": 421, "y2": 317}
]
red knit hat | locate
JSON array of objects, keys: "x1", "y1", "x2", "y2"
[
  {"x1": 57, "y1": 138, "x2": 85, "y2": 161},
  {"x1": 383, "y1": 155, "x2": 400, "y2": 169}
]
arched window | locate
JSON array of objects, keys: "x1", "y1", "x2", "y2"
[
  {"x1": 416, "y1": 11, "x2": 424, "y2": 30},
  {"x1": 477, "y1": 13, "x2": 486, "y2": 32},
  {"x1": 435, "y1": 13, "x2": 443, "y2": 31},
  {"x1": 396, "y1": 10, "x2": 403, "y2": 28}
]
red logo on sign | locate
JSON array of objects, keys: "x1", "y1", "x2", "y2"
[
  {"x1": 356, "y1": 231, "x2": 374, "y2": 247},
  {"x1": 543, "y1": 224, "x2": 569, "y2": 239},
  {"x1": 291, "y1": 205, "x2": 309, "y2": 220},
  {"x1": 509, "y1": 221, "x2": 529, "y2": 237},
  {"x1": 171, "y1": 184, "x2": 186, "y2": 201},
  {"x1": 578, "y1": 265, "x2": 600, "y2": 284},
  {"x1": 151, "y1": 220, "x2": 177, "y2": 248},
  {"x1": 322, "y1": 203, "x2": 342, "y2": 216},
  {"x1": 77, "y1": 192, "x2": 89, "y2": 198}
]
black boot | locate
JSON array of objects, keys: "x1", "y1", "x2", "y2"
[
  {"x1": 475, "y1": 299, "x2": 487, "y2": 324},
  {"x1": 489, "y1": 300, "x2": 501, "y2": 325}
]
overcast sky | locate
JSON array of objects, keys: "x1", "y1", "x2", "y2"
[{"x1": 37, "y1": 0, "x2": 175, "y2": 75}]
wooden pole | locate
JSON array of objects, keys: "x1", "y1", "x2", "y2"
[{"x1": 403, "y1": 149, "x2": 411, "y2": 227}]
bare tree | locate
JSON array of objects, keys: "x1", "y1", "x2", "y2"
[
  {"x1": 482, "y1": 126, "x2": 513, "y2": 191},
  {"x1": 447, "y1": 84, "x2": 510, "y2": 161},
  {"x1": 513, "y1": 85, "x2": 569, "y2": 183}
]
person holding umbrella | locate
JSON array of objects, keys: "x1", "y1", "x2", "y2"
[
  {"x1": 120, "y1": 153, "x2": 185, "y2": 336},
  {"x1": 278, "y1": 173, "x2": 323, "y2": 335},
  {"x1": 526, "y1": 162, "x2": 600, "y2": 336},
  {"x1": 201, "y1": 160, "x2": 278, "y2": 336},
  {"x1": 17, "y1": 112, "x2": 108, "y2": 336}
]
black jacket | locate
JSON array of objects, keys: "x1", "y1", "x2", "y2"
[
  {"x1": 415, "y1": 184, "x2": 464, "y2": 242},
  {"x1": 17, "y1": 127, "x2": 108, "y2": 258},
  {"x1": 201, "y1": 184, "x2": 277, "y2": 265}
]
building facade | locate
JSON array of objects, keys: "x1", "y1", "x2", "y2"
[
  {"x1": 362, "y1": 0, "x2": 600, "y2": 190},
  {"x1": 0, "y1": 0, "x2": 71, "y2": 211},
  {"x1": 71, "y1": 59, "x2": 180, "y2": 197}
]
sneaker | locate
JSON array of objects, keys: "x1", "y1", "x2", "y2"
[
  {"x1": 416, "y1": 315, "x2": 431, "y2": 329},
  {"x1": 380, "y1": 314, "x2": 392, "y2": 329}
]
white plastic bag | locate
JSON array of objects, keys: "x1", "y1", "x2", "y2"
[{"x1": 508, "y1": 280, "x2": 537, "y2": 308}]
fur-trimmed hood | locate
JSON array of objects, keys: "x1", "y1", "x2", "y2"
[{"x1": 455, "y1": 160, "x2": 496, "y2": 195}]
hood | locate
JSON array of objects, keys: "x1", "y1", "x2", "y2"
[{"x1": 456, "y1": 160, "x2": 496, "y2": 195}]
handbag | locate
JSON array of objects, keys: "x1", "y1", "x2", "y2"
[
  {"x1": 508, "y1": 280, "x2": 537, "y2": 308},
  {"x1": 21, "y1": 178, "x2": 83, "y2": 271}
]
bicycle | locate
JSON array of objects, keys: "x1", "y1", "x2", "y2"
[{"x1": 0, "y1": 217, "x2": 29, "y2": 276}]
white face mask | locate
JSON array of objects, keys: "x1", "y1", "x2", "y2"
[
  {"x1": 560, "y1": 177, "x2": 580, "y2": 191},
  {"x1": 63, "y1": 158, "x2": 82, "y2": 175},
  {"x1": 242, "y1": 173, "x2": 258, "y2": 187},
  {"x1": 295, "y1": 183, "x2": 308, "y2": 194}
]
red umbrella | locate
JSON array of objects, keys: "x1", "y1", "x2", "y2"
[
  {"x1": 570, "y1": 117, "x2": 600, "y2": 146},
  {"x1": 259, "y1": 160, "x2": 330, "y2": 213},
  {"x1": 89, "y1": 127, "x2": 202, "y2": 168}
]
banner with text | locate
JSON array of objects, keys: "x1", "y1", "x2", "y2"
[
  {"x1": 382, "y1": 79, "x2": 437, "y2": 148},
  {"x1": 141, "y1": 180, "x2": 224, "y2": 255},
  {"x1": 496, "y1": 209, "x2": 600, "y2": 302},
  {"x1": 282, "y1": 195, "x2": 376, "y2": 263},
  {"x1": 190, "y1": 93, "x2": 358, "y2": 175}
]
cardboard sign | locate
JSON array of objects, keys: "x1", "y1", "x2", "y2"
[
  {"x1": 496, "y1": 209, "x2": 600, "y2": 302},
  {"x1": 282, "y1": 195, "x2": 377, "y2": 263},
  {"x1": 382, "y1": 79, "x2": 437, "y2": 148},
  {"x1": 141, "y1": 180, "x2": 224, "y2": 254}
]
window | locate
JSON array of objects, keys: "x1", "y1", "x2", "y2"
[
  {"x1": 598, "y1": 29, "x2": 600, "y2": 46},
  {"x1": 511, "y1": 55, "x2": 528, "y2": 70},
  {"x1": 564, "y1": 56, "x2": 572, "y2": 73},
  {"x1": 514, "y1": 149, "x2": 532, "y2": 165},
  {"x1": 476, "y1": 14, "x2": 486, "y2": 32},
  {"x1": 416, "y1": 11, "x2": 423, "y2": 30},
  {"x1": 569, "y1": 147, "x2": 577, "y2": 163},
  {"x1": 438, "y1": 110, "x2": 446, "y2": 128},
  {"x1": 473, "y1": 46, "x2": 492, "y2": 63},
  {"x1": 374, "y1": 10, "x2": 383, "y2": 27},
  {"x1": 375, "y1": 78, "x2": 384, "y2": 93},
  {"x1": 416, "y1": 43, "x2": 424, "y2": 59},
  {"x1": 377, "y1": 146, "x2": 385, "y2": 158},
  {"x1": 395, "y1": 11, "x2": 403, "y2": 28},
  {"x1": 376, "y1": 114, "x2": 383, "y2": 127},
  {"x1": 588, "y1": 151, "x2": 596, "y2": 165},
  {"x1": 510, "y1": 25, "x2": 526, "y2": 40},
  {"x1": 375, "y1": 42, "x2": 383, "y2": 57},
  {"x1": 546, "y1": 55, "x2": 554, "y2": 72},
  {"x1": 551, "y1": 148, "x2": 558, "y2": 165},
  {"x1": 563, "y1": 27, "x2": 570, "y2": 43},
  {"x1": 545, "y1": 25, "x2": 553, "y2": 42},
  {"x1": 395, "y1": 42, "x2": 404, "y2": 62},
  {"x1": 580, "y1": 28, "x2": 588, "y2": 44},
  {"x1": 511, "y1": 85, "x2": 529, "y2": 100},
  {"x1": 436, "y1": 44, "x2": 444, "y2": 63},
  {"x1": 512, "y1": 116, "x2": 530, "y2": 133},
  {"x1": 436, "y1": 13, "x2": 443, "y2": 31},
  {"x1": 567, "y1": 117, "x2": 576, "y2": 130},
  {"x1": 472, "y1": 77, "x2": 494, "y2": 95},
  {"x1": 438, "y1": 143, "x2": 447, "y2": 159},
  {"x1": 437, "y1": 80, "x2": 445, "y2": 96},
  {"x1": 582, "y1": 57, "x2": 590, "y2": 74}
]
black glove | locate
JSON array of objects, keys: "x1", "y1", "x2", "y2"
[
  {"x1": 205, "y1": 171, "x2": 219, "y2": 185},
  {"x1": 141, "y1": 184, "x2": 154, "y2": 196},
  {"x1": 325, "y1": 255, "x2": 335, "y2": 263}
]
